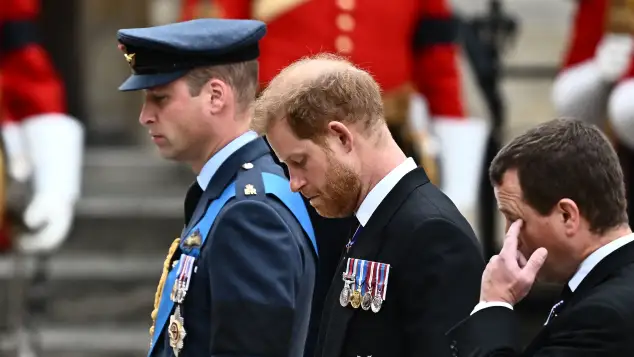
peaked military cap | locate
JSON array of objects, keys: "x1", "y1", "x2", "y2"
[{"x1": 116, "y1": 18, "x2": 266, "y2": 91}]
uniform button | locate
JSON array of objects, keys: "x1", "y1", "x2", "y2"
[
  {"x1": 336, "y1": 13, "x2": 355, "y2": 32},
  {"x1": 336, "y1": 0, "x2": 355, "y2": 11},
  {"x1": 335, "y1": 35, "x2": 353, "y2": 54}
]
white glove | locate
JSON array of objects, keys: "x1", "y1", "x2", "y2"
[
  {"x1": 1, "y1": 122, "x2": 33, "y2": 183},
  {"x1": 595, "y1": 34, "x2": 634, "y2": 82},
  {"x1": 433, "y1": 117, "x2": 489, "y2": 223},
  {"x1": 16, "y1": 114, "x2": 84, "y2": 254},
  {"x1": 609, "y1": 79, "x2": 634, "y2": 150},
  {"x1": 18, "y1": 196, "x2": 75, "y2": 252}
]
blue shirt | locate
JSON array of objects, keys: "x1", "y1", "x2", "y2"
[{"x1": 196, "y1": 130, "x2": 259, "y2": 190}]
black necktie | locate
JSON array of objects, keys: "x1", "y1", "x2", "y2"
[{"x1": 184, "y1": 182, "x2": 203, "y2": 225}]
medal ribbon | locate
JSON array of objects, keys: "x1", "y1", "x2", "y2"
[
  {"x1": 345, "y1": 258, "x2": 355, "y2": 278},
  {"x1": 171, "y1": 254, "x2": 196, "y2": 303},
  {"x1": 376, "y1": 263, "x2": 385, "y2": 299},
  {"x1": 373, "y1": 263, "x2": 381, "y2": 296},
  {"x1": 366, "y1": 261, "x2": 376, "y2": 294},
  {"x1": 355, "y1": 259, "x2": 365, "y2": 293},
  {"x1": 352, "y1": 258, "x2": 359, "y2": 290},
  {"x1": 382, "y1": 264, "x2": 391, "y2": 300}
]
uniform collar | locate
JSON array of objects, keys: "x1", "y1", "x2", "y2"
[
  {"x1": 196, "y1": 130, "x2": 258, "y2": 190},
  {"x1": 355, "y1": 157, "x2": 417, "y2": 226}
]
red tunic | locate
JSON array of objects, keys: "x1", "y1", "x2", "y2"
[
  {"x1": 181, "y1": 0, "x2": 465, "y2": 119},
  {"x1": 0, "y1": 0, "x2": 67, "y2": 124},
  {"x1": 561, "y1": 0, "x2": 634, "y2": 78}
]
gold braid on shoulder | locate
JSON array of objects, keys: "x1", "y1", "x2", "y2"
[{"x1": 149, "y1": 237, "x2": 181, "y2": 340}]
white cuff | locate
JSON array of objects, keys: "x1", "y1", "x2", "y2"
[{"x1": 470, "y1": 301, "x2": 514, "y2": 315}]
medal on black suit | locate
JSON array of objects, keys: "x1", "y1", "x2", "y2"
[
  {"x1": 340, "y1": 258, "x2": 356, "y2": 307},
  {"x1": 350, "y1": 258, "x2": 366, "y2": 309},
  {"x1": 371, "y1": 263, "x2": 391, "y2": 313},
  {"x1": 361, "y1": 261, "x2": 376, "y2": 311}
]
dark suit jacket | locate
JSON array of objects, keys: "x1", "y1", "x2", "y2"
[
  {"x1": 447, "y1": 239, "x2": 634, "y2": 357},
  {"x1": 314, "y1": 167, "x2": 485, "y2": 357},
  {"x1": 152, "y1": 138, "x2": 317, "y2": 357}
]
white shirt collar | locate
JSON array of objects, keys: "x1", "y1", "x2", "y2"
[
  {"x1": 568, "y1": 233, "x2": 634, "y2": 291},
  {"x1": 355, "y1": 157, "x2": 417, "y2": 226},
  {"x1": 196, "y1": 131, "x2": 259, "y2": 190}
]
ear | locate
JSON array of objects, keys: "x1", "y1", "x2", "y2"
[
  {"x1": 557, "y1": 198, "x2": 580, "y2": 236},
  {"x1": 327, "y1": 121, "x2": 353, "y2": 153},
  {"x1": 206, "y1": 79, "x2": 230, "y2": 115}
]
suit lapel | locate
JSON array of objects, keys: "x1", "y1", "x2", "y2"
[
  {"x1": 351, "y1": 168, "x2": 430, "y2": 259},
  {"x1": 321, "y1": 167, "x2": 431, "y2": 356},
  {"x1": 522, "y1": 240, "x2": 634, "y2": 355},
  {"x1": 181, "y1": 138, "x2": 271, "y2": 236},
  {"x1": 566, "y1": 239, "x2": 634, "y2": 307}
]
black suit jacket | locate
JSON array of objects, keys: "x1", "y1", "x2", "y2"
[
  {"x1": 314, "y1": 167, "x2": 485, "y2": 357},
  {"x1": 447, "y1": 239, "x2": 634, "y2": 357}
]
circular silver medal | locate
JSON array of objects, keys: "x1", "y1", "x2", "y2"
[
  {"x1": 371, "y1": 295, "x2": 383, "y2": 313},
  {"x1": 361, "y1": 292, "x2": 372, "y2": 310},
  {"x1": 339, "y1": 285, "x2": 351, "y2": 307}
]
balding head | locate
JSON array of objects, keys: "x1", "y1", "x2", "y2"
[{"x1": 253, "y1": 53, "x2": 385, "y2": 141}]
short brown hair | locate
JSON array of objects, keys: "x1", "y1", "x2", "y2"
[
  {"x1": 489, "y1": 118, "x2": 628, "y2": 234},
  {"x1": 184, "y1": 60, "x2": 259, "y2": 113},
  {"x1": 252, "y1": 53, "x2": 384, "y2": 141}
]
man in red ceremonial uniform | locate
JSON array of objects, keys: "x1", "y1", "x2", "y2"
[
  {"x1": 1, "y1": 1, "x2": 84, "y2": 354},
  {"x1": 0, "y1": 0, "x2": 84, "y2": 254},
  {"x1": 552, "y1": 0, "x2": 634, "y2": 147},
  {"x1": 180, "y1": 0, "x2": 490, "y2": 220}
]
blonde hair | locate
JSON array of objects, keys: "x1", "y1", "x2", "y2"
[{"x1": 253, "y1": 53, "x2": 384, "y2": 141}]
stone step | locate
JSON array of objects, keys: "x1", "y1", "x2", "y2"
[
  {"x1": 0, "y1": 325, "x2": 148, "y2": 356},
  {"x1": 81, "y1": 148, "x2": 192, "y2": 200},
  {"x1": 0, "y1": 279, "x2": 157, "y2": 326},
  {"x1": 65, "y1": 215, "x2": 182, "y2": 253},
  {"x1": 0, "y1": 254, "x2": 164, "y2": 326}
]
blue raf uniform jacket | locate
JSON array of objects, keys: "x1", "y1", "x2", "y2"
[{"x1": 149, "y1": 137, "x2": 318, "y2": 357}]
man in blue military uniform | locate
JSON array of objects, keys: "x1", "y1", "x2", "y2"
[{"x1": 116, "y1": 19, "x2": 318, "y2": 357}]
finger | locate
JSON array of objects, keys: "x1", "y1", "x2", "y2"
[
  {"x1": 520, "y1": 247, "x2": 548, "y2": 283},
  {"x1": 517, "y1": 250, "x2": 528, "y2": 268},
  {"x1": 500, "y1": 219, "x2": 523, "y2": 257}
]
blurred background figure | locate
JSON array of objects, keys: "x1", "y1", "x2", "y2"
[
  {"x1": 0, "y1": 0, "x2": 84, "y2": 356},
  {"x1": 551, "y1": 0, "x2": 634, "y2": 226}
]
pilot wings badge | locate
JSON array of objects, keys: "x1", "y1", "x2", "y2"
[{"x1": 183, "y1": 230, "x2": 202, "y2": 249}]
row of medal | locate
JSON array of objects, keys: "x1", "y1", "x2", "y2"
[
  {"x1": 340, "y1": 257, "x2": 391, "y2": 313},
  {"x1": 167, "y1": 254, "x2": 196, "y2": 357}
]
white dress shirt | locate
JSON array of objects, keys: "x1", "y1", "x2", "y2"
[
  {"x1": 355, "y1": 157, "x2": 417, "y2": 226},
  {"x1": 196, "y1": 130, "x2": 259, "y2": 190},
  {"x1": 471, "y1": 232, "x2": 634, "y2": 315}
]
